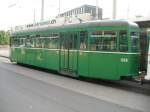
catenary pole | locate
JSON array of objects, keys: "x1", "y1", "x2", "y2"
[{"x1": 41, "y1": 0, "x2": 44, "y2": 21}]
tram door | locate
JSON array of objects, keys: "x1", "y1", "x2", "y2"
[{"x1": 60, "y1": 32, "x2": 78, "y2": 76}]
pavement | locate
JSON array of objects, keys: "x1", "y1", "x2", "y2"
[
  {"x1": 0, "y1": 56, "x2": 150, "y2": 112},
  {"x1": 0, "y1": 48, "x2": 9, "y2": 58}
]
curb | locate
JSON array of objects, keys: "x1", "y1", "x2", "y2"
[{"x1": 0, "y1": 55, "x2": 9, "y2": 59}]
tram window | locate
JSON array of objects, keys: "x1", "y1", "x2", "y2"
[
  {"x1": 90, "y1": 30, "x2": 117, "y2": 51},
  {"x1": 45, "y1": 37, "x2": 51, "y2": 48},
  {"x1": 51, "y1": 33, "x2": 59, "y2": 49},
  {"x1": 25, "y1": 36, "x2": 34, "y2": 48},
  {"x1": 34, "y1": 35, "x2": 45, "y2": 48},
  {"x1": 45, "y1": 33, "x2": 59, "y2": 49},
  {"x1": 19, "y1": 38, "x2": 26, "y2": 47},
  {"x1": 12, "y1": 37, "x2": 19, "y2": 47},
  {"x1": 80, "y1": 31, "x2": 88, "y2": 50},
  {"x1": 13, "y1": 37, "x2": 21, "y2": 47},
  {"x1": 36, "y1": 38, "x2": 40, "y2": 48},
  {"x1": 17, "y1": 37, "x2": 20, "y2": 46},
  {"x1": 33, "y1": 35, "x2": 38, "y2": 48},
  {"x1": 38, "y1": 38, "x2": 44, "y2": 48},
  {"x1": 31, "y1": 37, "x2": 36, "y2": 48},
  {"x1": 34, "y1": 38, "x2": 38, "y2": 48},
  {"x1": 51, "y1": 37, "x2": 59, "y2": 49},
  {"x1": 10, "y1": 37, "x2": 13, "y2": 47},
  {"x1": 131, "y1": 32, "x2": 139, "y2": 52},
  {"x1": 119, "y1": 31, "x2": 128, "y2": 52},
  {"x1": 19, "y1": 38, "x2": 23, "y2": 46},
  {"x1": 11, "y1": 37, "x2": 15, "y2": 47}
]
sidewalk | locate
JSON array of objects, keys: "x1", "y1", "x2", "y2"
[{"x1": 0, "y1": 48, "x2": 9, "y2": 58}]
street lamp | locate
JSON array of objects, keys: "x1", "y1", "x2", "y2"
[
  {"x1": 112, "y1": 0, "x2": 117, "y2": 19},
  {"x1": 58, "y1": 0, "x2": 61, "y2": 17},
  {"x1": 34, "y1": 8, "x2": 36, "y2": 23},
  {"x1": 41, "y1": 0, "x2": 44, "y2": 21},
  {"x1": 96, "y1": 0, "x2": 99, "y2": 20}
]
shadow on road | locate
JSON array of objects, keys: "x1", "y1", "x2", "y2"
[{"x1": 12, "y1": 62, "x2": 150, "y2": 96}]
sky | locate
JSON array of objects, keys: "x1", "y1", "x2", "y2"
[{"x1": 0, "y1": 0, "x2": 150, "y2": 30}]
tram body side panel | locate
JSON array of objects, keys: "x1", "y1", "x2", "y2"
[
  {"x1": 77, "y1": 51, "x2": 89, "y2": 77},
  {"x1": 78, "y1": 52, "x2": 139, "y2": 80},
  {"x1": 44, "y1": 49, "x2": 59, "y2": 71},
  {"x1": 10, "y1": 47, "x2": 16, "y2": 62},
  {"x1": 10, "y1": 47, "x2": 139, "y2": 80}
]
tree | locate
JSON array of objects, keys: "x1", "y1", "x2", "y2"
[{"x1": 0, "y1": 31, "x2": 10, "y2": 45}]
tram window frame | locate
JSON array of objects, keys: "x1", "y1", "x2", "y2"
[
  {"x1": 90, "y1": 30, "x2": 117, "y2": 51},
  {"x1": 119, "y1": 31, "x2": 128, "y2": 52},
  {"x1": 80, "y1": 31, "x2": 88, "y2": 50}
]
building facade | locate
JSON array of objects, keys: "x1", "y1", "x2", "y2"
[{"x1": 58, "y1": 5, "x2": 103, "y2": 20}]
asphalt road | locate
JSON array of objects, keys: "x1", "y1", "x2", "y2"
[{"x1": 0, "y1": 57, "x2": 149, "y2": 112}]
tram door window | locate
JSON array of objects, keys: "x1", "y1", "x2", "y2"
[
  {"x1": 90, "y1": 30, "x2": 117, "y2": 51},
  {"x1": 68, "y1": 33, "x2": 78, "y2": 50},
  {"x1": 80, "y1": 31, "x2": 88, "y2": 50},
  {"x1": 60, "y1": 33, "x2": 67, "y2": 49},
  {"x1": 60, "y1": 32, "x2": 78, "y2": 73},
  {"x1": 119, "y1": 31, "x2": 128, "y2": 52}
]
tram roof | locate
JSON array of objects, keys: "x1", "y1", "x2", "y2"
[
  {"x1": 12, "y1": 20, "x2": 138, "y2": 36},
  {"x1": 57, "y1": 20, "x2": 138, "y2": 29}
]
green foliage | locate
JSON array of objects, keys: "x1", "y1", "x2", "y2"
[{"x1": 0, "y1": 31, "x2": 10, "y2": 45}]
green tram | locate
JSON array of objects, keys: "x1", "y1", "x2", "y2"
[{"x1": 10, "y1": 20, "x2": 140, "y2": 80}]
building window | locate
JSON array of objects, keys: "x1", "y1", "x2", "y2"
[{"x1": 81, "y1": 8, "x2": 83, "y2": 13}]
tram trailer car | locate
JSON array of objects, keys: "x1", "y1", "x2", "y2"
[
  {"x1": 139, "y1": 29, "x2": 150, "y2": 71},
  {"x1": 10, "y1": 20, "x2": 140, "y2": 80}
]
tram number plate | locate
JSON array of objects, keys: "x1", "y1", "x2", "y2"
[{"x1": 120, "y1": 58, "x2": 128, "y2": 63}]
